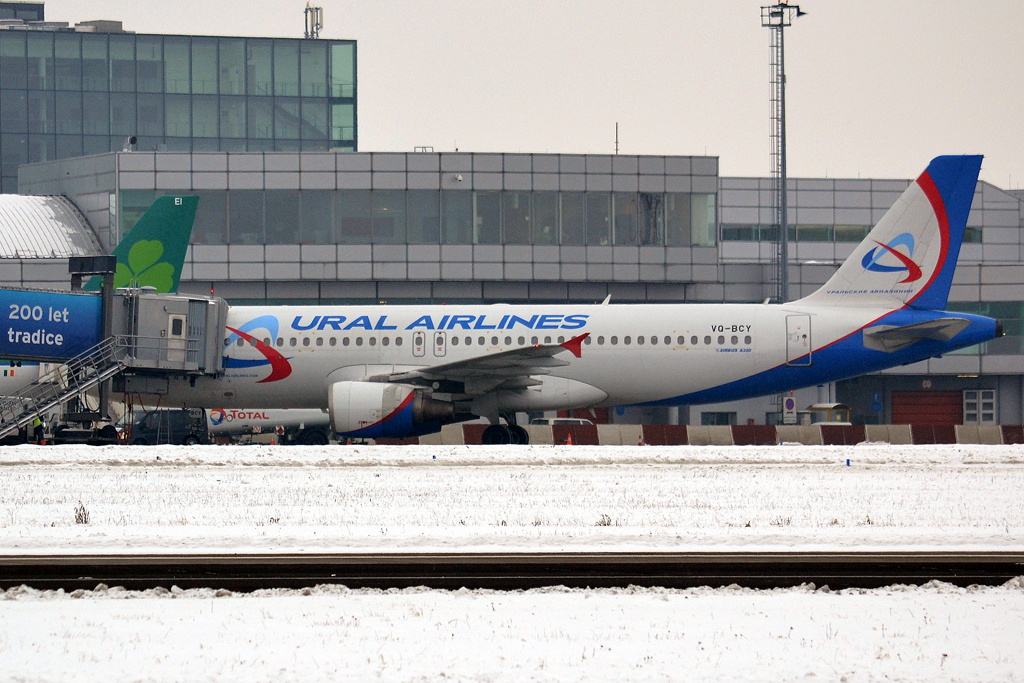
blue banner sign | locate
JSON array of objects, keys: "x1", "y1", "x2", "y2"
[{"x1": 0, "y1": 289, "x2": 102, "y2": 360}]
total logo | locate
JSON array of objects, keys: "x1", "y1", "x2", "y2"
[
  {"x1": 209, "y1": 408, "x2": 271, "y2": 424},
  {"x1": 861, "y1": 232, "x2": 923, "y2": 283},
  {"x1": 223, "y1": 315, "x2": 292, "y2": 383}
]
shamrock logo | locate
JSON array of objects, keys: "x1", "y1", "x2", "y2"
[{"x1": 114, "y1": 240, "x2": 176, "y2": 292}]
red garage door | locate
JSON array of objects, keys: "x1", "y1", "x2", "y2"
[{"x1": 891, "y1": 391, "x2": 962, "y2": 425}]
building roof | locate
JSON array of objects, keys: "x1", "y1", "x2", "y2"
[{"x1": 0, "y1": 195, "x2": 102, "y2": 259}]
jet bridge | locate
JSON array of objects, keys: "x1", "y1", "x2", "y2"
[{"x1": 0, "y1": 285, "x2": 228, "y2": 441}]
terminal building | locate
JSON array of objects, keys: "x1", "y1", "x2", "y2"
[{"x1": 3, "y1": 3, "x2": 1023, "y2": 427}]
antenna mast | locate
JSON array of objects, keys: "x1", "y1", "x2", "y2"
[
  {"x1": 305, "y1": 1, "x2": 323, "y2": 39},
  {"x1": 761, "y1": 2, "x2": 804, "y2": 304}
]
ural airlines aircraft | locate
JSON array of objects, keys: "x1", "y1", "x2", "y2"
[{"x1": 163, "y1": 156, "x2": 1001, "y2": 444}]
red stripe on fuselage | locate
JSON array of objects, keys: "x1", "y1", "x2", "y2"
[{"x1": 225, "y1": 326, "x2": 293, "y2": 383}]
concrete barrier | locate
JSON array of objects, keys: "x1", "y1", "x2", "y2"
[{"x1": 686, "y1": 425, "x2": 734, "y2": 446}]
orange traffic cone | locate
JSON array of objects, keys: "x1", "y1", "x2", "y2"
[{"x1": 566, "y1": 433, "x2": 573, "y2": 445}]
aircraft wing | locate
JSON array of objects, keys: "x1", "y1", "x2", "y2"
[
  {"x1": 862, "y1": 317, "x2": 971, "y2": 353},
  {"x1": 385, "y1": 333, "x2": 589, "y2": 398}
]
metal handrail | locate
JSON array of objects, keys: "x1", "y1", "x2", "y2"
[{"x1": 0, "y1": 337, "x2": 126, "y2": 439}]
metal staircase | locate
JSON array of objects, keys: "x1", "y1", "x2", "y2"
[{"x1": 0, "y1": 337, "x2": 126, "y2": 440}]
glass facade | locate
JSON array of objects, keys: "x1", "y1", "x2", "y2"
[
  {"x1": 0, "y1": 30, "x2": 356, "y2": 192},
  {"x1": 720, "y1": 223, "x2": 983, "y2": 244},
  {"x1": 120, "y1": 188, "x2": 718, "y2": 247}
]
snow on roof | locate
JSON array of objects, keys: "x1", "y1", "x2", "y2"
[{"x1": 0, "y1": 194, "x2": 103, "y2": 259}]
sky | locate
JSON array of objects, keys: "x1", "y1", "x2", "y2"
[{"x1": 42, "y1": 1, "x2": 1024, "y2": 188}]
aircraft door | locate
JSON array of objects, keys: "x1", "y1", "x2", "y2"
[
  {"x1": 786, "y1": 315, "x2": 812, "y2": 366},
  {"x1": 167, "y1": 314, "x2": 187, "y2": 363},
  {"x1": 412, "y1": 331, "x2": 425, "y2": 357},
  {"x1": 433, "y1": 331, "x2": 446, "y2": 357}
]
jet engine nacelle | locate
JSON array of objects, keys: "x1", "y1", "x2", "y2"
[{"x1": 328, "y1": 381, "x2": 454, "y2": 438}]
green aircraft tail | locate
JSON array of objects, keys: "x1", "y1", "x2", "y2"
[{"x1": 84, "y1": 195, "x2": 198, "y2": 293}]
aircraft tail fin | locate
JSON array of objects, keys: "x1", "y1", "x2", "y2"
[
  {"x1": 84, "y1": 195, "x2": 198, "y2": 294},
  {"x1": 799, "y1": 155, "x2": 982, "y2": 310}
]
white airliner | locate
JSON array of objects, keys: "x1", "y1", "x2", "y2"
[{"x1": 153, "y1": 155, "x2": 999, "y2": 444}]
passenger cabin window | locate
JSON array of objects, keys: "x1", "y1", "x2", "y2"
[
  {"x1": 236, "y1": 338, "x2": 244, "y2": 347},
  {"x1": 316, "y1": 337, "x2": 324, "y2": 346},
  {"x1": 745, "y1": 335, "x2": 752, "y2": 344},
  {"x1": 395, "y1": 337, "x2": 403, "y2": 346},
  {"x1": 330, "y1": 338, "x2": 337, "y2": 346},
  {"x1": 624, "y1": 336, "x2": 631, "y2": 345},
  {"x1": 611, "y1": 336, "x2": 618, "y2": 345},
  {"x1": 731, "y1": 336, "x2": 738, "y2": 345},
  {"x1": 382, "y1": 337, "x2": 390, "y2": 346},
  {"x1": 356, "y1": 337, "x2": 363, "y2": 346},
  {"x1": 637, "y1": 336, "x2": 644, "y2": 345},
  {"x1": 478, "y1": 337, "x2": 485, "y2": 345},
  {"x1": 302, "y1": 338, "x2": 310, "y2": 347},
  {"x1": 518, "y1": 336, "x2": 526, "y2": 345},
  {"x1": 691, "y1": 336, "x2": 698, "y2": 345},
  {"x1": 704, "y1": 336, "x2": 711, "y2": 345},
  {"x1": 717, "y1": 335, "x2": 725, "y2": 345},
  {"x1": 504, "y1": 336, "x2": 512, "y2": 345},
  {"x1": 343, "y1": 337, "x2": 350, "y2": 346},
  {"x1": 597, "y1": 336, "x2": 605, "y2": 345},
  {"x1": 277, "y1": 338, "x2": 284, "y2": 347}
]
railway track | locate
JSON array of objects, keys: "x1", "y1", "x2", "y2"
[{"x1": 3, "y1": 551, "x2": 1022, "y2": 592}]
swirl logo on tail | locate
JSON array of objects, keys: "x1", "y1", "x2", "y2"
[{"x1": 861, "y1": 232, "x2": 923, "y2": 283}]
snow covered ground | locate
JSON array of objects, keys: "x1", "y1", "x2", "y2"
[
  {"x1": 4, "y1": 581, "x2": 1024, "y2": 682},
  {"x1": 2, "y1": 443, "x2": 1023, "y2": 681},
  {"x1": 2, "y1": 443, "x2": 1023, "y2": 553}
]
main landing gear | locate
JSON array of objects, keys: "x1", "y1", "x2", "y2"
[{"x1": 481, "y1": 422, "x2": 530, "y2": 445}]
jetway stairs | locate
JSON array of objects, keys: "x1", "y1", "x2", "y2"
[{"x1": 0, "y1": 337, "x2": 125, "y2": 439}]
